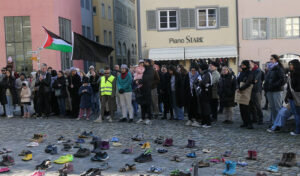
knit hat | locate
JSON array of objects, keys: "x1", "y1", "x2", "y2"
[
  {"x1": 70, "y1": 67, "x2": 76, "y2": 71},
  {"x1": 241, "y1": 60, "x2": 250, "y2": 69},
  {"x1": 210, "y1": 61, "x2": 219, "y2": 68},
  {"x1": 199, "y1": 63, "x2": 209, "y2": 71},
  {"x1": 138, "y1": 60, "x2": 144, "y2": 64},
  {"x1": 7, "y1": 56, "x2": 12, "y2": 63},
  {"x1": 89, "y1": 65, "x2": 95, "y2": 70},
  {"x1": 121, "y1": 64, "x2": 128, "y2": 70}
]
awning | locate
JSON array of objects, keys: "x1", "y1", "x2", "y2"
[
  {"x1": 185, "y1": 46, "x2": 237, "y2": 59},
  {"x1": 149, "y1": 47, "x2": 184, "y2": 61}
]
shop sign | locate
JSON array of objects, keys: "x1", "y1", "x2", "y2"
[{"x1": 169, "y1": 35, "x2": 203, "y2": 44}]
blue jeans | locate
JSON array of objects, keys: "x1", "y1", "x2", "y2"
[
  {"x1": 5, "y1": 95, "x2": 14, "y2": 117},
  {"x1": 289, "y1": 99, "x2": 300, "y2": 134},
  {"x1": 171, "y1": 91, "x2": 184, "y2": 120},
  {"x1": 92, "y1": 92, "x2": 100, "y2": 114},
  {"x1": 267, "y1": 91, "x2": 283, "y2": 123},
  {"x1": 271, "y1": 106, "x2": 293, "y2": 130},
  {"x1": 57, "y1": 98, "x2": 66, "y2": 116},
  {"x1": 132, "y1": 100, "x2": 138, "y2": 116}
]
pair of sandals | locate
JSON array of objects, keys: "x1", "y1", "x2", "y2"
[{"x1": 119, "y1": 164, "x2": 136, "y2": 172}]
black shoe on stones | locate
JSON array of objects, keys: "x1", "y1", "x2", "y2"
[
  {"x1": 74, "y1": 148, "x2": 91, "y2": 158},
  {"x1": 35, "y1": 159, "x2": 52, "y2": 170},
  {"x1": 128, "y1": 119, "x2": 133, "y2": 123},
  {"x1": 119, "y1": 118, "x2": 127, "y2": 122},
  {"x1": 134, "y1": 153, "x2": 152, "y2": 163}
]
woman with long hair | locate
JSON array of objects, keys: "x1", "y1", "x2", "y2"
[{"x1": 286, "y1": 59, "x2": 300, "y2": 135}]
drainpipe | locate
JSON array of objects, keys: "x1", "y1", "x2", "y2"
[
  {"x1": 236, "y1": 0, "x2": 240, "y2": 68},
  {"x1": 137, "y1": 0, "x2": 142, "y2": 60}
]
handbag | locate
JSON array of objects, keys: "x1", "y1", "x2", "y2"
[
  {"x1": 288, "y1": 78, "x2": 300, "y2": 106},
  {"x1": 55, "y1": 89, "x2": 62, "y2": 97}
]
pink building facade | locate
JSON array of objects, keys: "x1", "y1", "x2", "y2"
[
  {"x1": 238, "y1": 0, "x2": 300, "y2": 65},
  {"x1": 0, "y1": 0, "x2": 83, "y2": 73}
]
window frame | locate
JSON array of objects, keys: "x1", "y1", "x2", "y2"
[
  {"x1": 285, "y1": 17, "x2": 300, "y2": 38},
  {"x1": 93, "y1": 6, "x2": 97, "y2": 16},
  {"x1": 101, "y1": 3, "x2": 106, "y2": 18},
  {"x1": 158, "y1": 10, "x2": 179, "y2": 31},
  {"x1": 103, "y1": 30, "x2": 107, "y2": 45},
  {"x1": 108, "y1": 6, "x2": 112, "y2": 20},
  {"x1": 196, "y1": 8, "x2": 218, "y2": 29},
  {"x1": 86, "y1": 0, "x2": 90, "y2": 10},
  {"x1": 251, "y1": 18, "x2": 267, "y2": 40}
]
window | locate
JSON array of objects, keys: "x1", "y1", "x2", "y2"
[
  {"x1": 82, "y1": 25, "x2": 86, "y2": 36},
  {"x1": 197, "y1": 8, "x2": 217, "y2": 28},
  {"x1": 108, "y1": 31, "x2": 112, "y2": 46},
  {"x1": 285, "y1": 17, "x2": 300, "y2": 37},
  {"x1": 103, "y1": 30, "x2": 107, "y2": 45},
  {"x1": 93, "y1": 6, "x2": 97, "y2": 15},
  {"x1": 59, "y1": 17, "x2": 72, "y2": 70},
  {"x1": 108, "y1": 6, "x2": 112, "y2": 20},
  {"x1": 101, "y1": 3, "x2": 105, "y2": 18},
  {"x1": 86, "y1": 0, "x2": 90, "y2": 10},
  {"x1": 252, "y1": 18, "x2": 267, "y2": 39},
  {"x1": 87, "y1": 27, "x2": 91, "y2": 39},
  {"x1": 158, "y1": 10, "x2": 178, "y2": 30},
  {"x1": 116, "y1": 7, "x2": 122, "y2": 23},
  {"x1": 81, "y1": 0, "x2": 84, "y2": 8},
  {"x1": 117, "y1": 42, "x2": 121, "y2": 56},
  {"x1": 5, "y1": 16, "x2": 32, "y2": 73},
  {"x1": 95, "y1": 36, "x2": 99, "y2": 43},
  {"x1": 132, "y1": 44, "x2": 134, "y2": 55}
]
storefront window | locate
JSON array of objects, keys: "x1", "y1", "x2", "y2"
[
  {"x1": 5, "y1": 16, "x2": 32, "y2": 73},
  {"x1": 197, "y1": 8, "x2": 217, "y2": 29},
  {"x1": 252, "y1": 18, "x2": 267, "y2": 39},
  {"x1": 285, "y1": 17, "x2": 299, "y2": 37},
  {"x1": 158, "y1": 10, "x2": 178, "y2": 30}
]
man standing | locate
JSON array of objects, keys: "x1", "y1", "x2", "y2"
[
  {"x1": 67, "y1": 67, "x2": 82, "y2": 118},
  {"x1": 209, "y1": 62, "x2": 220, "y2": 122},
  {"x1": 250, "y1": 60, "x2": 264, "y2": 124},
  {"x1": 35, "y1": 63, "x2": 51, "y2": 118},
  {"x1": 94, "y1": 66, "x2": 116, "y2": 123},
  {"x1": 89, "y1": 68, "x2": 100, "y2": 115},
  {"x1": 151, "y1": 60, "x2": 160, "y2": 118}
]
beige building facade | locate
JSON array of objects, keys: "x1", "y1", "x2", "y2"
[
  {"x1": 136, "y1": 0, "x2": 238, "y2": 72},
  {"x1": 93, "y1": 0, "x2": 115, "y2": 69}
]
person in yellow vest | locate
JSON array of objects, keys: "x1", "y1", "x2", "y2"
[{"x1": 94, "y1": 66, "x2": 116, "y2": 123}]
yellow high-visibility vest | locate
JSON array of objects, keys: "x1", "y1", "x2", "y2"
[{"x1": 100, "y1": 75, "x2": 115, "y2": 96}]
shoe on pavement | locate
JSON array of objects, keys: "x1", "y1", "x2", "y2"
[
  {"x1": 198, "y1": 160, "x2": 210, "y2": 168},
  {"x1": 111, "y1": 137, "x2": 119, "y2": 142},
  {"x1": 290, "y1": 131, "x2": 300, "y2": 136},
  {"x1": 74, "y1": 148, "x2": 91, "y2": 158},
  {"x1": 112, "y1": 142, "x2": 122, "y2": 147},
  {"x1": 131, "y1": 134, "x2": 144, "y2": 141},
  {"x1": 54, "y1": 154, "x2": 73, "y2": 164},
  {"x1": 22, "y1": 152, "x2": 33, "y2": 161},
  {"x1": 223, "y1": 161, "x2": 236, "y2": 175},
  {"x1": 267, "y1": 165, "x2": 278, "y2": 173},
  {"x1": 94, "y1": 117, "x2": 102, "y2": 123},
  {"x1": 19, "y1": 150, "x2": 31, "y2": 156},
  {"x1": 134, "y1": 153, "x2": 152, "y2": 163},
  {"x1": 59, "y1": 163, "x2": 74, "y2": 174},
  {"x1": 0, "y1": 155, "x2": 14, "y2": 166},
  {"x1": 0, "y1": 167, "x2": 10, "y2": 173},
  {"x1": 119, "y1": 164, "x2": 136, "y2": 172},
  {"x1": 91, "y1": 152, "x2": 109, "y2": 162},
  {"x1": 202, "y1": 124, "x2": 212, "y2": 128},
  {"x1": 186, "y1": 139, "x2": 195, "y2": 148},
  {"x1": 100, "y1": 141, "x2": 110, "y2": 150},
  {"x1": 141, "y1": 142, "x2": 150, "y2": 149},
  {"x1": 185, "y1": 120, "x2": 192, "y2": 126},
  {"x1": 144, "y1": 119, "x2": 152, "y2": 125},
  {"x1": 191, "y1": 121, "x2": 201, "y2": 127},
  {"x1": 154, "y1": 136, "x2": 164, "y2": 145},
  {"x1": 136, "y1": 119, "x2": 143, "y2": 124},
  {"x1": 36, "y1": 159, "x2": 52, "y2": 170},
  {"x1": 121, "y1": 148, "x2": 133, "y2": 154},
  {"x1": 163, "y1": 138, "x2": 173, "y2": 147},
  {"x1": 186, "y1": 152, "x2": 196, "y2": 158},
  {"x1": 157, "y1": 148, "x2": 168, "y2": 154},
  {"x1": 31, "y1": 171, "x2": 45, "y2": 176},
  {"x1": 27, "y1": 142, "x2": 39, "y2": 147}
]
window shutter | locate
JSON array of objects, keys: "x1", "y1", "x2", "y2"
[
  {"x1": 267, "y1": 18, "x2": 277, "y2": 39},
  {"x1": 242, "y1": 19, "x2": 251, "y2": 40},
  {"x1": 276, "y1": 18, "x2": 286, "y2": 38},
  {"x1": 189, "y1": 9, "x2": 195, "y2": 28},
  {"x1": 180, "y1": 9, "x2": 189, "y2": 28},
  {"x1": 219, "y1": 7, "x2": 229, "y2": 27},
  {"x1": 146, "y1": 10, "x2": 157, "y2": 30}
]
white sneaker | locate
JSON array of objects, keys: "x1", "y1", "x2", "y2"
[
  {"x1": 7, "y1": 115, "x2": 13, "y2": 119},
  {"x1": 290, "y1": 132, "x2": 299, "y2": 136},
  {"x1": 136, "y1": 119, "x2": 143, "y2": 124},
  {"x1": 202, "y1": 125, "x2": 211, "y2": 128},
  {"x1": 145, "y1": 119, "x2": 152, "y2": 125},
  {"x1": 191, "y1": 121, "x2": 201, "y2": 127},
  {"x1": 106, "y1": 115, "x2": 111, "y2": 120},
  {"x1": 185, "y1": 120, "x2": 193, "y2": 126},
  {"x1": 107, "y1": 117, "x2": 113, "y2": 123},
  {"x1": 76, "y1": 117, "x2": 81, "y2": 121},
  {"x1": 94, "y1": 117, "x2": 102, "y2": 123}
]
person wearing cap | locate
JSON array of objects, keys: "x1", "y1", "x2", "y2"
[
  {"x1": 94, "y1": 66, "x2": 116, "y2": 123},
  {"x1": 86, "y1": 65, "x2": 95, "y2": 78},
  {"x1": 117, "y1": 64, "x2": 134, "y2": 123},
  {"x1": 209, "y1": 61, "x2": 220, "y2": 122},
  {"x1": 236, "y1": 60, "x2": 254, "y2": 129},
  {"x1": 67, "y1": 67, "x2": 82, "y2": 118},
  {"x1": 77, "y1": 77, "x2": 93, "y2": 120}
]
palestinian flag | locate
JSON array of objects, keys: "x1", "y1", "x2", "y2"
[{"x1": 42, "y1": 27, "x2": 72, "y2": 52}]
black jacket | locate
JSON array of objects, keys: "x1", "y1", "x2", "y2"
[
  {"x1": 35, "y1": 72, "x2": 51, "y2": 95},
  {"x1": 52, "y1": 76, "x2": 67, "y2": 98},
  {"x1": 195, "y1": 70, "x2": 212, "y2": 101},
  {"x1": 286, "y1": 72, "x2": 300, "y2": 101},
  {"x1": 0, "y1": 76, "x2": 18, "y2": 105},
  {"x1": 218, "y1": 73, "x2": 236, "y2": 107},
  {"x1": 90, "y1": 74, "x2": 100, "y2": 93},
  {"x1": 68, "y1": 74, "x2": 82, "y2": 96},
  {"x1": 237, "y1": 69, "x2": 253, "y2": 91},
  {"x1": 138, "y1": 65, "x2": 154, "y2": 105},
  {"x1": 264, "y1": 65, "x2": 285, "y2": 92},
  {"x1": 251, "y1": 68, "x2": 263, "y2": 93},
  {"x1": 164, "y1": 73, "x2": 184, "y2": 108}
]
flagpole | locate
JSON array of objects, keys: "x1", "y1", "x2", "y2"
[{"x1": 70, "y1": 31, "x2": 74, "y2": 62}]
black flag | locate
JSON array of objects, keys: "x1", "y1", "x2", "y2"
[{"x1": 72, "y1": 32, "x2": 114, "y2": 63}]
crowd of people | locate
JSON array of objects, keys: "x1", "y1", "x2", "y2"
[{"x1": 0, "y1": 54, "x2": 300, "y2": 136}]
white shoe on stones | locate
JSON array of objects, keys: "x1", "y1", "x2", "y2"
[
  {"x1": 107, "y1": 117, "x2": 113, "y2": 123},
  {"x1": 136, "y1": 119, "x2": 143, "y2": 124},
  {"x1": 145, "y1": 119, "x2": 152, "y2": 125},
  {"x1": 185, "y1": 120, "x2": 193, "y2": 126},
  {"x1": 202, "y1": 124, "x2": 212, "y2": 128},
  {"x1": 191, "y1": 121, "x2": 201, "y2": 127},
  {"x1": 94, "y1": 117, "x2": 102, "y2": 123},
  {"x1": 290, "y1": 132, "x2": 300, "y2": 136},
  {"x1": 106, "y1": 115, "x2": 111, "y2": 120}
]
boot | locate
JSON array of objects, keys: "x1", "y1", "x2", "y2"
[
  {"x1": 186, "y1": 140, "x2": 195, "y2": 148},
  {"x1": 251, "y1": 150, "x2": 257, "y2": 160},
  {"x1": 226, "y1": 161, "x2": 236, "y2": 175},
  {"x1": 286, "y1": 153, "x2": 296, "y2": 167},
  {"x1": 246, "y1": 150, "x2": 252, "y2": 160},
  {"x1": 222, "y1": 161, "x2": 230, "y2": 175},
  {"x1": 279, "y1": 153, "x2": 288, "y2": 166}
]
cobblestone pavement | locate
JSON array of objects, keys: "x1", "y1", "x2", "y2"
[{"x1": 0, "y1": 109, "x2": 300, "y2": 176}]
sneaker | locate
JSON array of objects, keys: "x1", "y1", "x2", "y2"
[
  {"x1": 36, "y1": 159, "x2": 52, "y2": 170},
  {"x1": 0, "y1": 155, "x2": 14, "y2": 166},
  {"x1": 131, "y1": 134, "x2": 144, "y2": 141},
  {"x1": 121, "y1": 148, "x2": 133, "y2": 154},
  {"x1": 119, "y1": 164, "x2": 136, "y2": 172},
  {"x1": 290, "y1": 132, "x2": 300, "y2": 136},
  {"x1": 27, "y1": 142, "x2": 39, "y2": 147},
  {"x1": 134, "y1": 153, "x2": 152, "y2": 163},
  {"x1": 100, "y1": 141, "x2": 110, "y2": 150},
  {"x1": 185, "y1": 120, "x2": 192, "y2": 126},
  {"x1": 157, "y1": 148, "x2": 168, "y2": 154},
  {"x1": 54, "y1": 154, "x2": 74, "y2": 164},
  {"x1": 237, "y1": 161, "x2": 248, "y2": 167},
  {"x1": 62, "y1": 144, "x2": 72, "y2": 151},
  {"x1": 59, "y1": 163, "x2": 74, "y2": 174},
  {"x1": 202, "y1": 149, "x2": 211, "y2": 153},
  {"x1": 107, "y1": 117, "x2": 113, "y2": 123},
  {"x1": 112, "y1": 142, "x2": 122, "y2": 147},
  {"x1": 99, "y1": 162, "x2": 111, "y2": 171},
  {"x1": 170, "y1": 155, "x2": 181, "y2": 162},
  {"x1": 119, "y1": 118, "x2": 127, "y2": 122},
  {"x1": 74, "y1": 148, "x2": 91, "y2": 158},
  {"x1": 186, "y1": 152, "x2": 196, "y2": 158},
  {"x1": 267, "y1": 165, "x2": 278, "y2": 173},
  {"x1": 186, "y1": 139, "x2": 195, "y2": 148},
  {"x1": 163, "y1": 138, "x2": 173, "y2": 147},
  {"x1": 94, "y1": 117, "x2": 102, "y2": 123},
  {"x1": 91, "y1": 152, "x2": 109, "y2": 161},
  {"x1": 22, "y1": 151, "x2": 33, "y2": 161},
  {"x1": 141, "y1": 142, "x2": 151, "y2": 149},
  {"x1": 0, "y1": 167, "x2": 10, "y2": 173},
  {"x1": 31, "y1": 171, "x2": 45, "y2": 176},
  {"x1": 111, "y1": 137, "x2": 119, "y2": 142},
  {"x1": 198, "y1": 160, "x2": 210, "y2": 168},
  {"x1": 136, "y1": 119, "x2": 143, "y2": 124},
  {"x1": 144, "y1": 119, "x2": 152, "y2": 125},
  {"x1": 154, "y1": 136, "x2": 164, "y2": 145},
  {"x1": 147, "y1": 165, "x2": 164, "y2": 174},
  {"x1": 191, "y1": 121, "x2": 201, "y2": 127},
  {"x1": 202, "y1": 124, "x2": 212, "y2": 128}
]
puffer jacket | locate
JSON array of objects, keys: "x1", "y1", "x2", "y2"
[{"x1": 264, "y1": 65, "x2": 285, "y2": 92}]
